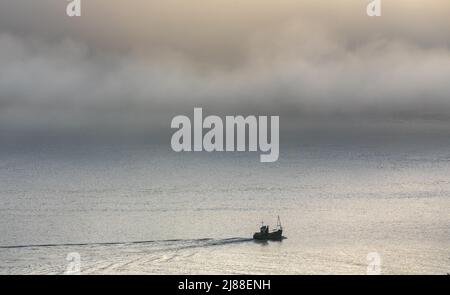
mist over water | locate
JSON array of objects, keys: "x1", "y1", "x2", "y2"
[
  {"x1": 1, "y1": 0, "x2": 450, "y2": 275},
  {"x1": 1, "y1": 133, "x2": 449, "y2": 274}
]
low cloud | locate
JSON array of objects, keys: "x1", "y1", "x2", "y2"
[{"x1": 1, "y1": 1, "x2": 450, "y2": 139}]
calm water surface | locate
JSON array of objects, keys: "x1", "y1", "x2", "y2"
[{"x1": 0, "y1": 137, "x2": 449, "y2": 274}]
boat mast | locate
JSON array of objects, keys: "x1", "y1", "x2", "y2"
[{"x1": 277, "y1": 215, "x2": 282, "y2": 230}]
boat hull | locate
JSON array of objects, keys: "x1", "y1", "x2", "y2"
[{"x1": 253, "y1": 229, "x2": 283, "y2": 240}]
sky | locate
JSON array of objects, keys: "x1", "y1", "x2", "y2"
[{"x1": 1, "y1": 0, "x2": 450, "y2": 140}]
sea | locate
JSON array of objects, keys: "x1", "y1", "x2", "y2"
[{"x1": 0, "y1": 133, "x2": 449, "y2": 274}]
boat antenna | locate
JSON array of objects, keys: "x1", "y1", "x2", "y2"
[{"x1": 277, "y1": 215, "x2": 282, "y2": 230}]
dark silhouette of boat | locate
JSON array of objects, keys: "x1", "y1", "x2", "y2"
[{"x1": 253, "y1": 216, "x2": 283, "y2": 240}]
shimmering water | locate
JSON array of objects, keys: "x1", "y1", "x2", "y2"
[{"x1": 0, "y1": 137, "x2": 449, "y2": 274}]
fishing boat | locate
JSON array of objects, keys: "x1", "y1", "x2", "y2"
[{"x1": 253, "y1": 216, "x2": 283, "y2": 240}]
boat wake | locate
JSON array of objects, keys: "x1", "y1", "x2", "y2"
[
  {"x1": 0, "y1": 237, "x2": 253, "y2": 250},
  {"x1": 0, "y1": 237, "x2": 257, "y2": 274}
]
